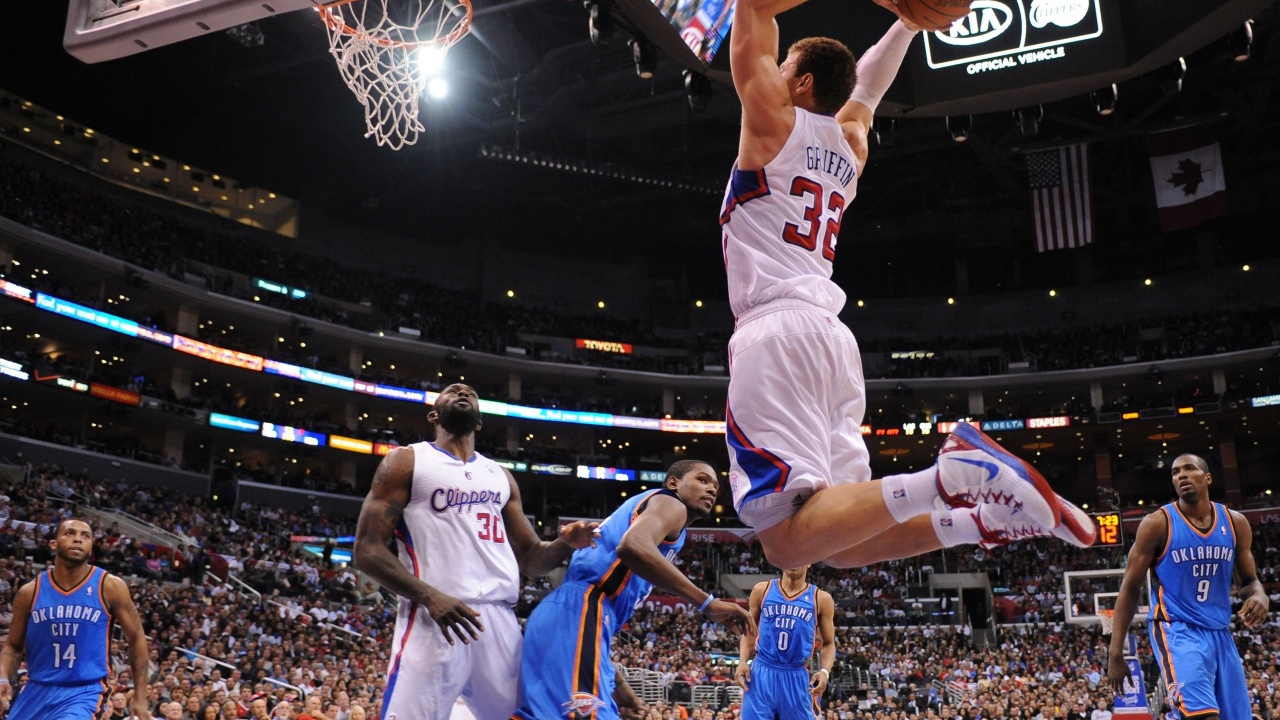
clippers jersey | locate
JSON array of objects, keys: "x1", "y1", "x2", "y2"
[
  {"x1": 756, "y1": 580, "x2": 817, "y2": 667},
  {"x1": 564, "y1": 489, "x2": 687, "y2": 625},
  {"x1": 720, "y1": 107, "x2": 858, "y2": 318},
  {"x1": 1150, "y1": 502, "x2": 1236, "y2": 629},
  {"x1": 25, "y1": 566, "x2": 111, "y2": 684},
  {"x1": 396, "y1": 442, "x2": 518, "y2": 606}
]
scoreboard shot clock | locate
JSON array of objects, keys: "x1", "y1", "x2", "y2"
[{"x1": 1091, "y1": 511, "x2": 1123, "y2": 547}]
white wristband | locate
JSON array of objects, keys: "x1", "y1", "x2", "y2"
[
  {"x1": 697, "y1": 594, "x2": 715, "y2": 613},
  {"x1": 0, "y1": 678, "x2": 10, "y2": 684}
]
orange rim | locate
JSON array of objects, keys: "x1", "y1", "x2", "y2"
[{"x1": 318, "y1": 0, "x2": 472, "y2": 49}]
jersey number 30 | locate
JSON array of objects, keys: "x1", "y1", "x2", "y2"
[
  {"x1": 781, "y1": 177, "x2": 844, "y2": 261},
  {"x1": 477, "y1": 512, "x2": 506, "y2": 544}
]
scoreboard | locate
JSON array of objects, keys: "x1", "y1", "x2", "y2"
[
  {"x1": 1091, "y1": 511, "x2": 1123, "y2": 547},
  {"x1": 907, "y1": 0, "x2": 1128, "y2": 109}
]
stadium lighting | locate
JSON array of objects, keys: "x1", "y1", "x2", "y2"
[
  {"x1": 586, "y1": 0, "x2": 613, "y2": 48},
  {"x1": 1230, "y1": 21, "x2": 1253, "y2": 63},
  {"x1": 1091, "y1": 84, "x2": 1118, "y2": 116},
  {"x1": 1015, "y1": 106, "x2": 1043, "y2": 137},
  {"x1": 684, "y1": 70, "x2": 712, "y2": 113},
  {"x1": 631, "y1": 37, "x2": 656, "y2": 80},
  {"x1": 874, "y1": 117, "x2": 896, "y2": 147},
  {"x1": 426, "y1": 77, "x2": 448, "y2": 99},
  {"x1": 417, "y1": 46, "x2": 447, "y2": 77},
  {"x1": 945, "y1": 115, "x2": 971, "y2": 143},
  {"x1": 1158, "y1": 58, "x2": 1187, "y2": 96}
]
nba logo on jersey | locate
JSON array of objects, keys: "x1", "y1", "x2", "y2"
[
  {"x1": 87, "y1": 585, "x2": 94, "y2": 595},
  {"x1": 562, "y1": 692, "x2": 605, "y2": 718}
]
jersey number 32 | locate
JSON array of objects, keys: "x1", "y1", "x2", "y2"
[{"x1": 781, "y1": 177, "x2": 844, "y2": 262}]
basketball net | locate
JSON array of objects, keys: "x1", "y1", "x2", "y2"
[
  {"x1": 1098, "y1": 608, "x2": 1116, "y2": 635},
  {"x1": 318, "y1": 0, "x2": 472, "y2": 149}
]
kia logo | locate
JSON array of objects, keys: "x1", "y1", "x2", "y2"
[
  {"x1": 1029, "y1": 0, "x2": 1090, "y2": 29},
  {"x1": 934, "y1": 0, "x2": 1013, "y2": 46}
]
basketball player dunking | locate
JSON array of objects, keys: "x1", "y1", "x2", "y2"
[
  {"x1": 1107, "y1": 454, "x2": 1268, "y2": 720},
  {"x1": 0, "y1": 518, "x2": 152, "y2": 720},
  {"x1": 721, "y1": 0, "x2": 1097, "y2": 571},
  {"x1": 353, "y1": 383, "x2": 598, "y2": 720},
  {"x1": 736, "y1": 566, "x2": 835, "y2": 720}
]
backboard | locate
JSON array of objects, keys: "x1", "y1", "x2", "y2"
[
  {"x1": 64, "y1": 0, "x2": 318, "y2": 64},
  {"x1": 1063, "y1": 568, "x2": 1149, "y2": 626}
]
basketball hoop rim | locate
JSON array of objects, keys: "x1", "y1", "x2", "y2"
[
  {"x1": 1098, "y1": 608, "x2": 1116, "y2": 634},
  {"x1": 317, "y1": 0, "x2": 473, "y2": 49}
]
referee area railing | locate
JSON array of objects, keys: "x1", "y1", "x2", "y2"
[{"x1": 177, "y1": 648, "x2": 308, "y2": 698}]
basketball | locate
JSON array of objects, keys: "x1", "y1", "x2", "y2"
[{"x1": 895, "y1": 0, "x2": 972, "y2": 31}]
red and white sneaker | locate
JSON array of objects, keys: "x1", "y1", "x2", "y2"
[
  {"x1": 936, "y1": 421, "x2": 1061, "y2": 530},
  {"x1": 974, "y1": 494, "x2": 1097, "y2": 549}
]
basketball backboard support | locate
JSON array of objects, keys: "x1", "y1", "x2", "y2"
[
  {"x1": 1063, "y1": 569, "x2": 1149, "y2": 626},
  {"x1": 65, "y1": 0, "x2": 319, "y2": 63}
]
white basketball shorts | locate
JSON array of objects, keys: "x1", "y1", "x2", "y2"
[
  {"x1": 381, "y1": 600, "x2": 522, "y2": 720},
  {"x1": 726, "y1": 299, "x2": 871, "y2": 531}
]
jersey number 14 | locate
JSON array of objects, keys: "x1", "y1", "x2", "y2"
[{"x1": 51, "y1": 642, "x2": 77, "y2": 668}]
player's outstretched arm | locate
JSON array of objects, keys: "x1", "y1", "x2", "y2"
[
  {"x1": 105, "y1": 574, "x2": 152, "y2": 720},
  {"x1": 616, "y1": 494, "x2": 754, "y2": 634},
  {"x1": 730, "y1": 0, "x2": 799, "y2": 169},
  {"x1": 0, "y1": 581, "x2": 34, "y2": 703},
  {"x1": 353, "y1": 447, "x2": 483, "y2": 645},
  {"x1": 811, "y1": 590, "x2": 836, "y2": 697},
  {"x1": 735, "y1": 582, "x2": 768, "y2": 689},
  {"x1": 1230, "y1": 510, "x2": 1269, "y2": 628},
  {"x1": 502, "y1": 470, "x2": 598, "y2": 577},
  {"x1": 1106, "y1": 511, "x2": 1166, "y2": 694},
  {"x1": 835, "y1": 16, "x2": 920, "y2": 173}
]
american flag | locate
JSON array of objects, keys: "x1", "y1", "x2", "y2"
[{"x1": 1027, "y1": 144, "x2": 1093, "y2": 252}]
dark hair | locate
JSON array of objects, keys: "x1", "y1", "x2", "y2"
[
  {"x1": 1173, "y1": 453, "x2": 1211, "y2": 473},
  {"x1": 788, "y1": 37, "x2": 856, "y2": 115},
  {"x1": 665, "y1": 459, "x2": 715, "y2": 486},
  {"x1": 56, "y1": 516, "x2": 93, "y2": 535}
]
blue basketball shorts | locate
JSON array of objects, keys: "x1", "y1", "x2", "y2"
[
  {"x1": 514, "y1": 581, "x2": 619, "y2": 720},
  {"x1": 1149, "y1": 621, "x2": 1249, "y2": 720},
  {"x1": 7, "y1": 679, "x2": 110, "y2": 720},
  {"x1": 740, "y1": 659, "x2": 818, "y2": 720}
]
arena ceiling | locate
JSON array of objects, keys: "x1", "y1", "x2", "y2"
[{"x1": 4, "y1": 1, "x2": 1280, "y2": 290}]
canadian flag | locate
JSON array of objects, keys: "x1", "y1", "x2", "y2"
[{"x1": 1148, "y1": 124, "x2": 1228, "y2": 232}]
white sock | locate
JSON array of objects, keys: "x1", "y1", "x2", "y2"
[
  {"x1": 931, "y1": 509, "x2": 982, "y2": 548},
  {"x1": 880, "y1": 466, "x2": 939, "y2": 523}
]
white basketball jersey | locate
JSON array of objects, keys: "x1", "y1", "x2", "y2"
[
  {"x1": 397, "y1": 442, "x2": 519, "y2": 606},
  {"x1": 720, "y1": 107, "x2": 858, "y2": 319}
]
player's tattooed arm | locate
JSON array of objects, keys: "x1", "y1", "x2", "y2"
[
  {"x1": 105, "y1": 574, "x2": 153, "y2": 720},
  {"x1": 0, "y1": 581, "x2": 34, "y2": 698},
  {"x1": 501, "y1": 470, "x2": 598, "y2": 577},
  {"x1": 354, "y1": 447, "x2": 485, "y2": 645},
  {"x1": 1230, "y1": 510, "x2": 1269, "y2": 628}
]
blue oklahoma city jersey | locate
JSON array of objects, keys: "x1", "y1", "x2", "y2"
[
  {"x1": 1150, "y1": 502, "x2": 1235, "y2": 629},
  {"x1": 26, "y1": 566, "x2": 112, "y2": 684},
  {"x1": 757, "y1": 580, "x2": 817, "y2": 666},
  {"x1": 566, "y1": 489, "x2": 686, "y2": 624}
]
